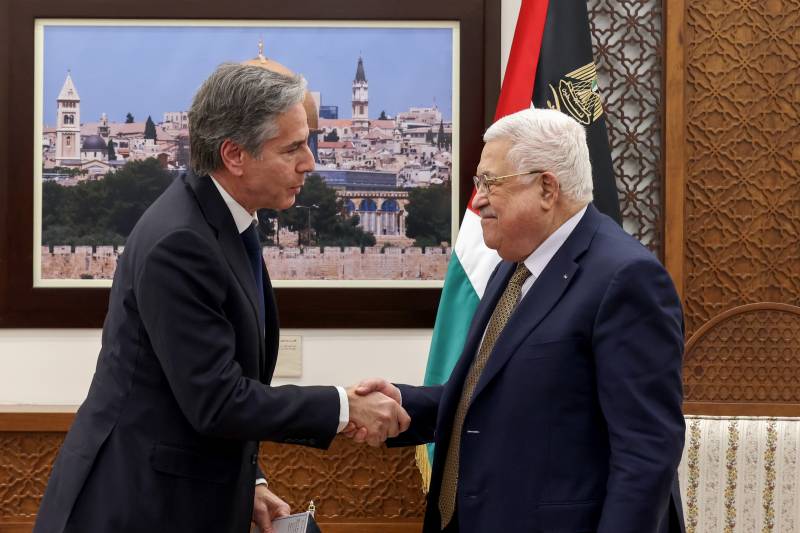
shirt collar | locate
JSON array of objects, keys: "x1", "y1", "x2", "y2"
[
  {"x1": 522, "y1": 205, "x2": 588, "y2": 278},
  {"x1": 209, "y1": 174, "x2": 258, "y2": 234}
]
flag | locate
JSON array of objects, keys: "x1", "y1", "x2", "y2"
[
  {"x1": 415, "y1": 0, "x2": 621, "y2": 490},
  {"x1": 530, "y1": 0, "x2": 621, "y2": 222}
]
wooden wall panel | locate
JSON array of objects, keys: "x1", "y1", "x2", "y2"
[
  {"x1": 666, "y1": 0, "x2": 800, "y2": 411},
  {"x1": 675, "y1": 0, "x2": 800, "y2": 337},
  {"x1": 0, "y1": 413, "x2": 424, "y2": 532},
  {"x1": 259, "y1": 439, "x2": 425, "y2": 520},
  {"x1": 664, "y1": 0, "x2": 686, "y2": 298},
  {"x1": 0, "y1": 433, "x2": 63, "y2": 525}
]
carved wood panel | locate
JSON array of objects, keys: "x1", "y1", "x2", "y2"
[
  {"x1": 683, "y1": 303, "x2": 800, "y2": 411},
  {"x1": 0, "y1": 434, "x2": 62, "y2": 523},
  {"x1": 589, "y1": 0, "x2": 664, "y2": 255},
  {"x1": 0, "y1": 430, "x2": 425, "y2": 529},
  {"x1": 260, "y1": 439, "x2": 425, "y2": 519},
  {"x1": 682, "y1": 0, "x2": 800, "y2": 336}
]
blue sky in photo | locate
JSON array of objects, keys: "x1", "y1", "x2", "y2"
[{"x1": 42, "y1": 24, "x2": 453, "y2": 126}]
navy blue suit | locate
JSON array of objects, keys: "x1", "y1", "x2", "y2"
[
  {"x1": 34, "y1": 173, "x2": 340, "y2": 533},
  {"x1": 392, "y1": 205, "x2": 686, "y2": 533}
]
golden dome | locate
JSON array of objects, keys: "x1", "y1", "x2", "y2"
[{"x1": 243, "y1": 39, "x2": 319, "y2": 130}]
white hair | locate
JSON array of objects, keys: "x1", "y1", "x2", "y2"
[{"x1": 483, "y1": 108, "x2": 594, "y2": 204}]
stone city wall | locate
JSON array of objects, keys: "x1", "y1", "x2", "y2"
[
  {"x1": 263, "y1": 245, "x2": 450, "y2": 280},
  {"x1": 40, "y1": 245, "x2": 451, "y2": 281}
]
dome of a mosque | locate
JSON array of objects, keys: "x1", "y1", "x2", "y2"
[{"x1": 81, "y1": 135, "x2": 107, "y2": 151}]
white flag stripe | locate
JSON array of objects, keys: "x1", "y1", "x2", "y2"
[{"x1": 453, "y1": 210, "x2": 501, "y2": 299}]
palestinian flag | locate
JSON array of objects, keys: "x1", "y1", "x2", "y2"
[{"x1": 416, "y1": 0, "x2": 621, "y2": 490}]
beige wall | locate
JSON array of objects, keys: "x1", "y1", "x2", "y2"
[{"x1": 0, "y1": 0, "x2": 521, "y2": 405}]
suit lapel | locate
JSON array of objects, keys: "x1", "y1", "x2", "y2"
[
  {"x1": 470, "y1": 205, "x2": 603, "y2": 403},
  {"x1": 185, "y1": 173, "x2": 267, "y2": 371}
]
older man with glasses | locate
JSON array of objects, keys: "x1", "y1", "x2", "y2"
[{"x1": 354, "y1": 107, "x2": 687, "y2": 533}]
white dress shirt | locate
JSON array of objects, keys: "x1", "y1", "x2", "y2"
[{"x1": 209, "y1": 176, "x2": 349, "y2": 442}]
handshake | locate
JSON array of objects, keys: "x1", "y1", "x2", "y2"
[{"x1": 343, "y1": 378, "x2": 408, "y2": 447}]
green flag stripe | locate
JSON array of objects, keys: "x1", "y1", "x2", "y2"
[{"x1": 423, "y1": 254, "x2": 480, "y2": 386}]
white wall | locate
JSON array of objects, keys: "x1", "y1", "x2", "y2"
[
  {"x1": 0, "y1": 0, "x2": 521, "y2": 406},
  {"x1": 0, "y1": 329, "x2": 432, "y2": 404}
]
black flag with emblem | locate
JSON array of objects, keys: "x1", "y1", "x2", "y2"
[{"x1": 533, "y1": 0, "x2": 621, "y2": 223}]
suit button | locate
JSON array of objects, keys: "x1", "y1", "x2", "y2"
[{"x1": 251, "y1": 453, "x2": 258, "y2": 464}]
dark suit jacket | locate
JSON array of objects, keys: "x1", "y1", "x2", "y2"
[
  {"x1": 392, "y1": 204, "x2": 686, "y2": 533},
  {"x1": 34, "y1": 173, "x2": 340, "y2": 533}
]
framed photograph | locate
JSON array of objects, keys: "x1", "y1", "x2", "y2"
[{"x1": 0, "y1": 0, "x2": 500, "y2": 328}]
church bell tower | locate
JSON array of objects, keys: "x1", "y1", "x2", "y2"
[
  {"x1": 55, "y1": 71, "x2": 81, "y2": 163},
  {"x1": 351, "y1": 56, "x2": 369, "y2": 132}
]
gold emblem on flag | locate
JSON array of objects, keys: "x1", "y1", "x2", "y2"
[{"x1": 546, "y1": 62, "x2": 604, "y2": 125}]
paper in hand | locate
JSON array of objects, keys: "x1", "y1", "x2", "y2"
[{"x1": 270, "y1": 511, "x2": 321, "y2": 533}]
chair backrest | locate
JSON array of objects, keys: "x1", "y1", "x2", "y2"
[
  {"x1": 683, "y1": 302, "x2": 800, "y2": 416},
  {"x1": 679, "y1": 415, "x2": 800, "y2": 533}
]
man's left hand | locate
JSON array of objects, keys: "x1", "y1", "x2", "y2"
[{"x1": 252, "y1": 484, "x2": 291, "y2": 533}]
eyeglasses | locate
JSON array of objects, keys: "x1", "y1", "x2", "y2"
[{"x1": 472, "y1": 170, "x2": 544, "y2": 194}]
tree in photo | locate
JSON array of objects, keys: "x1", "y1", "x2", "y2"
[
  {"x1": 405, "y1": 183, "x2": 451, "y2": 248},
  {"x1": 436, "y1": 120, "x2": 451, "y2": 150},
  {"x1": 41, "y1": 178, "x2": 117, "y2": 247},
  {"x1": 103, "y1": 158, "x2": 173, "y2": 237},
  {"x1": 41, "y1": 158, "x2": 174, "y2": 247},
  {"x1": 279, "y1": 174, "x2": 375, "y2": 247},
  {"x1": 107, "y1": 139, "x2": 117, "y2": 161},
  {"x1": 125, "y1": 112, "x2": 134, "y2": 124},
  {"x1": 320, "y1": 213, "x2": 376, "y2": 248},
  {"x1": 144, "y1": 116, "x2": 157, "y2": 141}
]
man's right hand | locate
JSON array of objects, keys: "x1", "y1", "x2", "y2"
[{"x1": 346, "y1": 386, "x2": 410, "y2": 447}]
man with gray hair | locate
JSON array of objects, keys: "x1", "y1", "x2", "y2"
[
  {"x1": 34, "y1": 63, "x2": 409, "y2": 533},
  {"x1": 355, "y1": 108, "x2": 686, "y2": 532}
]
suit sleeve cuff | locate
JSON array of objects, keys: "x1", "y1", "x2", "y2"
[{"x1": 336, "y1": 386, "x2": 349, "y2": 433}]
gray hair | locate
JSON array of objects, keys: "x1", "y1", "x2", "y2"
[
  {"x1": 483, "y1": 108, "x2": 594, "y2": 204},
  {"x1": 189, "y1": 63, "x2": 307, "y2": 175}
]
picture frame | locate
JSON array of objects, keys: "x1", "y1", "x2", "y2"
[{"x1": 0, "y1": 0, "x2": 500, "y2": 328}]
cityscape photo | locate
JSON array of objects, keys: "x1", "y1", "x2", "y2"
[{"x1": 36, "y1": 22, "x2": 457, "y2": 285}]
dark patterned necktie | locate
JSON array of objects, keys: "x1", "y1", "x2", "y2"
[
  {"x1": 438, "y1": 262, "x2": 532, "y2": 529},
  {"x1": 240, "y1": 223, "x2": 265, "y2": 333}
]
